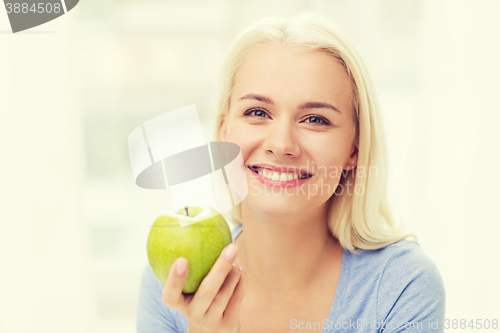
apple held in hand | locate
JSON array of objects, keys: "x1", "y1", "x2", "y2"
[{"x1": 147, "y1": 205, "x2": 232, "y2": 294}]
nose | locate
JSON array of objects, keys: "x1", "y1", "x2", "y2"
[{"x1": 263, "y1": 120, "x2": 301, "y2": 158}]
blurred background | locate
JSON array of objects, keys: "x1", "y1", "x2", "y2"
[{"x1": 1, "y1": 0, "x2": 499, "y2": 332}]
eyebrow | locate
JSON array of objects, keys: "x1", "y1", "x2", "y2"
[{"x1": 238, "y1": 93, "x2": 342, "y2": 114}]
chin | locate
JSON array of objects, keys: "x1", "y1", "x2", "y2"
[{"x1": 246, "y1": 194, "x2": 304, "y2": 217}]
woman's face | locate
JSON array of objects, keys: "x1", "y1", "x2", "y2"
[{"x1": 220, "y1": 43, "x2": 358, "y2": 218}]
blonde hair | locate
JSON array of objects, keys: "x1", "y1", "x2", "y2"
[{"x1": 208, "y1": 12, "x2": 417, "y2": 254}]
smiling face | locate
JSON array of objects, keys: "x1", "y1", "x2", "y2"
[{"x1": 220, "y1": 43, "x2": 358, "y2": 218}]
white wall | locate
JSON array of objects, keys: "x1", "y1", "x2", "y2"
[
  {"x1": 417, "y1": 0, "x2": 500, "y2": 319},
  {"x1": 0, "y1": 14, "x2": 94, "y2": 333}
]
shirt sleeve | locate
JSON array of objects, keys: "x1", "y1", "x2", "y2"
[
  {"x1": 136, "y1": 264, "x2": 186, "y2": 333},
  {"x1": 377, "y1": 242, "x2": 446, "y2": 332}
]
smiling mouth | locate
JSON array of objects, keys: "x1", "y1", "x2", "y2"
[{"x1": 248, "y1": 166, "x2": 313, "y2": 180}]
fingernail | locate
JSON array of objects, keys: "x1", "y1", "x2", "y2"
[
  {"x1": 176, "y1": 258, "x2": 188, "y2": 276},
  {"x1": 225, "y1": 244, "x2": 237, "y2": 260},
  {"x1": 240, "y1": 266, "x2": 246, "y2": 273},
  {"x1": 233, "y1": 262, "x2": 240, "y2": 270}
]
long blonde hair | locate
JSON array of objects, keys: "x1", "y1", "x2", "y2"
[{"x1": 208, "y1": 12, "x2": 417, "y2": 254}]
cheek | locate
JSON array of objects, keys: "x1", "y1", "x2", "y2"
[
  {"x1": 316, "y1": 159, "x2": 342, "y2": 182},
  {"x1": 225, "y1": 123, "x2": 260, "y2": 157},
  {"x1": 304, "y1": 137, "x2": 349, "y2": 180},
  {"x1": 227, "y1": 121, "x2": 265, "y2": 143}
]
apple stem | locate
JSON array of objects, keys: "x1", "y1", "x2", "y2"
[{"x1": 184, "y1": 206, "x2": 189, "y2": 217}]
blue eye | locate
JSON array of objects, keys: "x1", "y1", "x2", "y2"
[
  {"x1": 244, "y1": 108, "x2": 331, "y2": 126},
  {"x1": 304, "y1": 115, "x2": 330, "y2": 125},
  {"x1": 245, "y1": 108, "x2": 269, "y2": 118}
]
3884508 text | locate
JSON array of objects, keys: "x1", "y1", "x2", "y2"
[
  {"x1": 445, "y1": 319, "x2": 498, "y2": 330},
  {"x1": 5, "y1": 3, "x2": 62, "y2": 14},
  {"x1": 289, "y1": 318, "x2": 498, "y2": 330}
]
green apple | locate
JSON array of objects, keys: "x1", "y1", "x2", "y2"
[{"x1": 147, "y1": 205, "x2": 232, "y2": 294}]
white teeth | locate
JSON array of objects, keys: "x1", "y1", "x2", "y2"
[{"x1": 254, "y1": 167, "x2": 307, "y2": 182}]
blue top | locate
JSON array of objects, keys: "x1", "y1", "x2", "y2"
[{"x1": 137, "y1": 225, "x2": 445, "y2": 332}]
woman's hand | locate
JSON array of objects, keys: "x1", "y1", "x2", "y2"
[{"x1": 161, "y1": 244, "x2": 247, "y2": 333}]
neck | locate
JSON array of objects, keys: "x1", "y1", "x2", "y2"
[{"x1": 235, "y1": 201, "x2": 341, "y2": 303}]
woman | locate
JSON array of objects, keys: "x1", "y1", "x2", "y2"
[{"x1": 137, "y1": 12, "x2": 445, "y2": 333}]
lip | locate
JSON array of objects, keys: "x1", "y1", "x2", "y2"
[
  {"x1": 248, "y1": 163, "x2": 313, "y2": 177},
  {"x1": 248, "y1": 166, "x2": 313, "y2": 188}
]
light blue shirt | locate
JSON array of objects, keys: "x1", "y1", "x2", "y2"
[{"x1": 137, "y1": 225, "x2": 445, "y2": 332}]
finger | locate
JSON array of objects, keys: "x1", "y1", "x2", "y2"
[
  {"x1": 222, "y1": 269, "x2": 247, "y2": 323},
  {"x1": 162, "y1": 257, "x2": 191, "y2": 311},
  {"x1": 191, "y1": 244, "x2": 238, "y2": 314},
  {"x1": 205, "y1": 264, "x2": 242, "y2": 317}
]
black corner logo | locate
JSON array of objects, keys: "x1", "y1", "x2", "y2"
[{"x1": 3, "y1": 0, "x2": 79, "y2": 33}]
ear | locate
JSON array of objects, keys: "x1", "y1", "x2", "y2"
[
  {"x1": 344, "y1": 146, "x2": 358, "y2": 171},
  {"x1": 219, "y1": 117, "x2": 227, "y2": 142}
]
